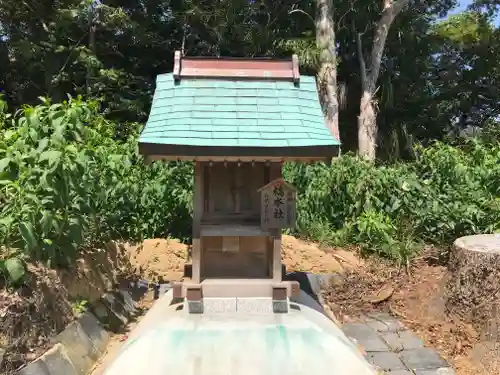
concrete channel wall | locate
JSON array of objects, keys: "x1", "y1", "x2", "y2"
[{"x1": 15, "y1": 288, "x2": 144, "y2": 375}]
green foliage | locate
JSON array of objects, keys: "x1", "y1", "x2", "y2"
[
  {"x1": 0, "y1": 253, "x2": 27, "y2": 286},
  {"x1": 0, "y1": 97, "x2": 192, "y2": 275},
  {"x1": 71, "y1": 298, "x2": 89, "y2": 315},
  {"x1": 3, "y1": 257, "x2": 27, "y2": 284},
  {"x1": 1, "y1": 95, "x2": 499, "y2": 273},
  {"x1": 284, "y1": 140, "x2": 500, "y2": 265}
]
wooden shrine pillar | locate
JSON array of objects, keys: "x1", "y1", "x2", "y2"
[
  {"x1": 270, "y1": 163, "x2": 282, "y2": 282},
  {"x1": 192, "y1": 162, "x2": 203, "y2": 283}
]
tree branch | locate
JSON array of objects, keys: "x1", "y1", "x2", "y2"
[
  {"x1": 366, "y1": 0, "x2": 411, "y2": 93},
  {"x1": 356, "y1": 32, "x2": 367, "y2": 89}
]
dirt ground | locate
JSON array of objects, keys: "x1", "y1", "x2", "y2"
[
  {"x1": 2, "y1": 236, "x2": 499, "y2": 375},
  {"x1": 124, "y1": 234, "x2": 358, "y2": 282},
  {"x1": 321, "y1": 246, "x2": 499, "y2": 375}
]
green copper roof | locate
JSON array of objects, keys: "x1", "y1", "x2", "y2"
[{"x1": 139, "y1": 73, "x2": 340, "y2": 151}]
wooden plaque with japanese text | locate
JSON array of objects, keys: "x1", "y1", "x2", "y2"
[{"x1": 259, "y1": 179, "x2": 296, "y2": 229}]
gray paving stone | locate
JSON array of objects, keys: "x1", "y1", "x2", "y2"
[
  {"x1": 367, "y1": 351, "x2": 407, "y2": 371},
  {"x1": 414, "y1": 368, "x2": 456, "y2": 375},
  {"x1": 343, "y1": 323, "x2": 390, "y2": 352},
  {"x1": 366, "y1": 318, "x2": 391, "y2": 332},
  {"x1": 398, "y1": 330, "x2": 424, "y2": 349},
  {"x1": 343, "y1": 323, "x2": 379, "y2": 337},
  {"x1": 365, "y1": 312, "x2": 406, "y2": 332},
  {"x1": 381, "y1": 332, "x2": 405, "y2": 351},
  {"x1": 399, "y1": 348, "x2": 448, "y2": 371},
  {"x1": 381, "y1": 330, "x2": 424, "y2": 351},
  {"x1": 385, "y1": 371, "x2": 414, "y2": 375}
]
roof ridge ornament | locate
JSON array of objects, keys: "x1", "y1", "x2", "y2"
[{"x1": 172, "y1": 50, "x2": 300, "y2": 83}]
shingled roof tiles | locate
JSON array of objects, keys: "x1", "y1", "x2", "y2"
[{"x1": 139, "y1": 74, "x2": 340, "y2": 149}]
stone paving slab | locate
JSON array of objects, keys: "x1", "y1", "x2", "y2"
[
  {"x1": 367, "y1": 351, "x2": 407, "y2": 371},
  {"x1": 343, "y1": 313, "x2": 455, "y2": 375},
  {"x1": 414, "y1": 368, "x2": 456, "y2": 375},
  {"x1": 399, "y1": 348, "x2": 449, "y2": 371},
  {"x1": 380, "y1": 330, "x2": 424, "y2": 352},
  {"x1": 365, "y1": 312, "x2": 406, "y2": 333},
  {"x1": 386, "y1": 371, "x2": 414, "y2": 375},
  {"x1": 343, "y1": 323, "x2": 390, "y2": 352}
]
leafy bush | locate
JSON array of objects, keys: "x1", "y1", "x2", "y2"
[
  {"x1": 285, "y1": 140, "x2": 500, "y2": 264},
  {"x1": 1, "y1": 96, "x2": 499, "y2": 274},
  {"x1": 0, "y1": 97, "x2": 192, "y2": 274},
  {"x1": 0, "y1": 252, "x2": 27, "y2": 287}
]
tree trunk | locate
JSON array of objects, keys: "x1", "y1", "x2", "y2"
[
  {"x1": 447, "y1": 234, "x2": 500, "y2": 341},
  {"x1": 358, "y1": 91, "x2": 377, "y2": 160},
  {"x1": 356, "y1": 0, "x2": 410, "y2": 160},
  {"x1": 315, "y1": 0, "x2": 339, "y2": 141},
  {"x1": 86, "y1": 24, "x2": 96, "y2": 96}
]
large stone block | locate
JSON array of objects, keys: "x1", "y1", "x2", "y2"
[
  {"x1": 90, "y1": 299, "x2": 125, "y2": 332},
  {"x1": 16, "y1": 359, "x2": 50, "y2": 375},
  {"x1": 78, "y1": 312, "x2": 109, "y2": 358},
  {"x1": 102, "y1": 293, "x2": 129, "y2": 323},
  {"x1": 39, "y1": 344, "x2": 78, "y2": 375},
  {"x1": 113, "y1": 290, "x2": 139, "y2": 316},
  {"x1": 51, "y1": 321, "x2": 95, "y2": 374}
]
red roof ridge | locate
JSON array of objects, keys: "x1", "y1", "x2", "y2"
[{"x1": 173, "y1": 51, "x2": 300, "y2": 83}]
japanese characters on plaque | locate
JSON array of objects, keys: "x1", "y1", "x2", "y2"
[{"x1": 259, "y1": 179, "x2": 296, "y2": 229}]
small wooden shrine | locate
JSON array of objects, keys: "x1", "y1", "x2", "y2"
[{"x1": 139, "y1": 51, "x2": 340, "y2": 313}]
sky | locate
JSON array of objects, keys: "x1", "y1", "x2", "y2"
[
  {"x1": 449, "y1": 0, "x2": 500, "y2": 25},
  {"x1": 455, "y1": 0, "x2": 473, "y2": 13}
]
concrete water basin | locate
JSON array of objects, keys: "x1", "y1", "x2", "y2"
[{"x1": 101, "y1": 293, "x2": 377, "y2": 375}]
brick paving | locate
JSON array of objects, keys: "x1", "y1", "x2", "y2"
[{"x1": 343, "y1": 312, "x2": 456, "y2": 375}]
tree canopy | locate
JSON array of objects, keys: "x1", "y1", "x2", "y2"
[{"x1": 0, "y1": 0, "x2": 498, "y2": 155}]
